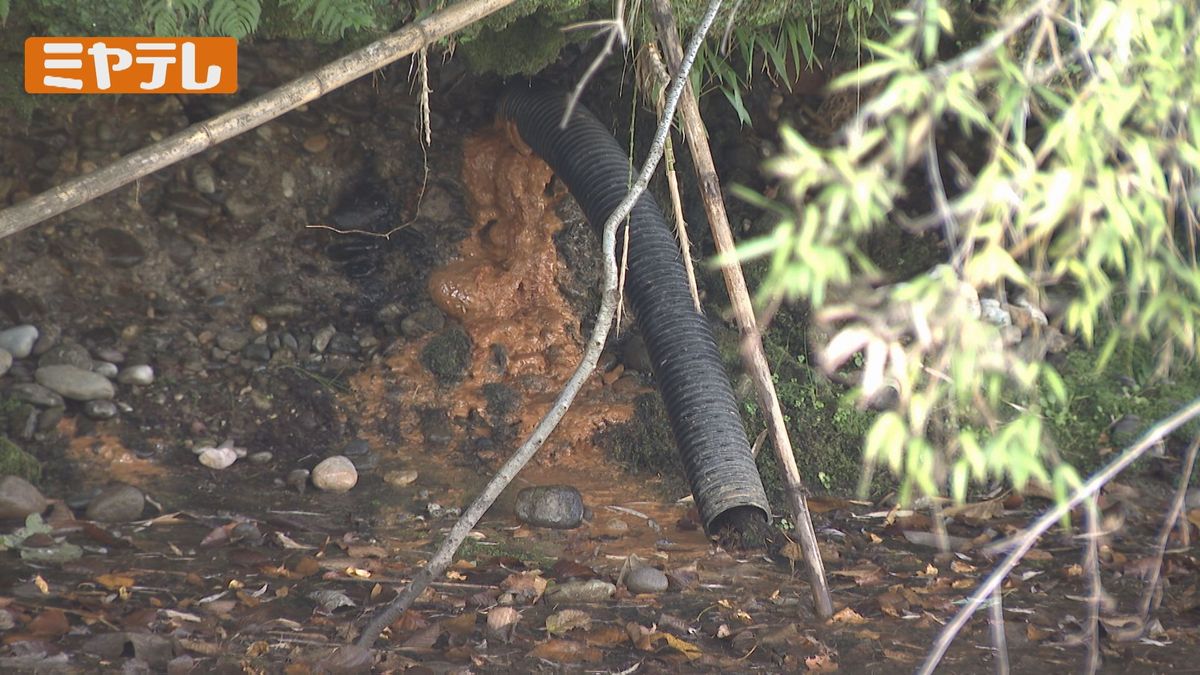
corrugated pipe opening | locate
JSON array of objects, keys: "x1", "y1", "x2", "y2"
[{"x1": 499, "y1": 85, "x2": 770, "y2": 535}]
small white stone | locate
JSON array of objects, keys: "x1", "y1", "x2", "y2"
[
  {"x1": 312, "y1": 455, "x2": 358, "y2": 492},
  {"x1": 198, "y1": 446, "x2": 239, "y2": 470},
  {"x1": 117, "y1": 364, "x2": 155, "y2": 385},
  {"x1": 0, "y1": 325, "x2": 38, "y2": 359}
]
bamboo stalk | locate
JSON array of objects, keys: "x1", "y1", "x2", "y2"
[
  {"x1": 0, "y1": 0, "x2": 517, "y2": 241},
  {"x1": 648, "y1": 0, "x2": 834, "y2": 619}
]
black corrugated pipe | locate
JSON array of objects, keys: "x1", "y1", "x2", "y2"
[{"x1": 499, "y1": 86, "x2": 770, "y2": 536}]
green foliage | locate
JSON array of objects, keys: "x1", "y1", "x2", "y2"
[
  {"x1": 0, "y1": 0, "x2": 10, "y2": 23},
  {"x1": 737, "y1": 0, "x2": 1200, "y2": 505},
  {"x1": 278, "y1": 0, "x2": 374, "y2": 38},
  {"x1": 686, "y1": 0, "x2": 892, "y2": 125}
]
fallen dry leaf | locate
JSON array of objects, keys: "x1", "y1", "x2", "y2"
[
  {"x1": 486, "y1": 606, "x2": 520, "y2": 643},
  {"x1": 806, "y1": 651, "x2": 840, "y2": 671},
  {"x1": 28, "y1": 607, "x2": 70, "y2": 637},
  {"x1": 582, "y1": 624, "x2": 628, "y2": 646},
  {"x1": 442, "y1": 611, "x2": 477, "y2": 641},
  {"x1": 528, "y1": 639, "x2": 603, "y2": 663},
  {"x1": 95, "y1": 573, "x2": 136, "y2": 590},
  {"x1": 501, "y1": 571, "x2": 548, "y2": 605},
  {"x1": 545, "y1": 609, "x2": 592, "y2": 636},
  {"x1": 830, "y1": 607, "x2": 867, "y2": 624},
  {"x1": 943, "y1": 498, "x2": 1005, "y2": 522}
]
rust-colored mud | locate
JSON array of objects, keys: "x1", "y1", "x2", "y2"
[
  {"x1": 60, "y1": 417, "x2": 167, "y2": 482},
  {"x1": 350, "y1": 125, "x2": 651, "y2": 496}
]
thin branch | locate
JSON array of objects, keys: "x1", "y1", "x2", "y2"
[
  {"x1": 917, "y1": 396, "x2": 1200, "y2": 675},
  {"x1": 1082, "y1": 495, "x2": 1102, "y2": 675},
  {"x1": 988, "y1": 586, "x2": 1009, "y2": 675},
  {"x1": 649, "y1": 0, "x2": 833, "y2": 619},
  {"x1": 353, "y1": 0, "x2": 727, "y2": 648},
  {"x1": 1137, "y1": 433, "x2": 1200, "y2": 617},
  {"x1": 0, "y1": 0, "x2": 519, "y2": 241},
  {"x1": 560, "y1": 0, "x2": 628, "y2": 128}
]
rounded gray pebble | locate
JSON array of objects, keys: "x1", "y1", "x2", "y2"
[
  {"x1": 327, "y1": 332, "x2": 359, "y2": 355},
  {"x1": 85, "y1": 484, "x2": 146, "y2": 523},
  {"x1": 38, "y1": 341, "x2": 92, "y2": 369},
  {"x1": 0, "y1": 348, "x2": 11, "y2": 377},
  {"x1": 625, "y1": 566, "x2": 669, "y2": 594},
  {"x1": 400, "y1": 308, "x2": 445, "y2": 338},
  {"x1": 514, "y1": 485, "x2": 585, "y2": 529},
  {"x1": 92, "y1": 361, "x2": 119, "y2": 378},
  {"x1": 9, "y1": 383, "x2": 65, "y2": 408},
  {"x1": 35, "y1": 365, "x2": 115, "y2": 401},
  {"x1": 216, "y1": 329, "x2": 250, "y2": 352},
  {"x1": 312, "y1": 455, "x2": 358, "y2": 492},
  {"x1": 93, "y1": 347, "x2": 125, "y2": 364},
  {"x1": 31, "y1": 324, "x2": 61, "y2": 356},
  {"x1": 94, "y1": 228, "x2": 147, "y2": 269},
  {"x1": 241, "y1": 343, "x2": 271, "y2": 362},
  {"x1": 287, "y1": 469, "x2": 310, "y2": 493},
  {"x1": 37, "y1": 406, "x2": 64, "y2": 431},
  {"x1": 191, "y1": 162, "x2": 217, "y2": 194},
  {"x1": 0, "y1": 475, "x2": 48, "y2": 520},
  {"x1": 117, "y1": 364, "x2": 155, "y2": 385},
  {"x1": 312, "y1": 325, "x2": 336, "y2": 354},
  {"x1": 0, "y1": 325, "x2": 38, "y2": 359},
  {"x1": 248, "y1": 451, "x2": 273, "y2": 464},
  {"x1": 83, "y1": 399, "x2": 119, "y2": 420}
]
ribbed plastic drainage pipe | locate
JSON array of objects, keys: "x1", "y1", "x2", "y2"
[{"x1": 500, "y1": 86, "x2": 770, "y2": 535}]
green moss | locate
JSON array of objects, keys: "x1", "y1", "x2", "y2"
[
  {"x1": 749, "y1": 310, "x2": 879, "y2": 499},
  {"x1": 0, "y1": 436, "x2": 41, "y2": 483},
  {"x1": 1044, "y1": 345, "x2": 1200, "y2": 476},
  {"x1": 456, "y1": 537, "x2": 557, "y2": 568},
  {"x1": 420, "y1": 326, "x2": 472, "y2": 385},
  {"x1": 461, "y1": 13, "x2": 571, "y2": 77},
  {"x1": 597, "y1": 393, "x2": 687, "y2": 492}
]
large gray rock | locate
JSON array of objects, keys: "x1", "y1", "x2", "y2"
[
  {"x1": 85, "y1": 484, "x2": 145, "y2": 522},
  {"x1": 35, "y1": 365, "x2": 115, "y2": 401},
  {"x1": 0, "y1": 475, "x2": 48, "y2": 520},
  {"x1": 515, "y1": 485, "x2": 585, "y2": 529}
]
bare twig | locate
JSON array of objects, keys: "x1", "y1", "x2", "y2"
[
  {"x1": 649, "y1": 0, "x2": 833, "y2": 619},
  {"x1": 354, "y1": 0, "x2": 727, "y2": 648},
  {"x1": 1082, "y1": 495, "x2": 1102, "y2": 675},
  {"x1": 988, "y1": 586, "x2": 1009, "y2": 675},
  {"x1": 917, "y1": 396, "x2": 1200, "y2": 675},
  {"x1": 0, "y1": 0, "x2": 518, "y2": 241},
  {"x1": 560, "y1": 0, "x2": 628, "y2": 128},
  {"x1": 1138, "y1": 433, "x2": 1200, "y2": 617}
]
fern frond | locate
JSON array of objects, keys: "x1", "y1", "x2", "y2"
[
  {"x1": 208, "y1": 0, "x2": 261, "y2": 38},
  {"x1": 145, "y1": 0, "x2": 208, "y2": 36},
  {"x1": 280, "y1": 0, "x2": 375, "y2": 38}
]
